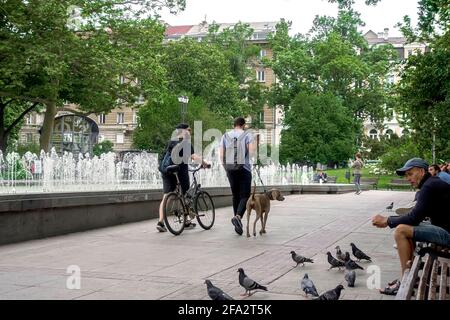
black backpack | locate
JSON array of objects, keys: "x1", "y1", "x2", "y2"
[
  {"x1": 158, "y1": 145, "x2": 174, "y2": 174},
  {"x1": 223, "y1": 132, "x2": 248, "y2": 171}
]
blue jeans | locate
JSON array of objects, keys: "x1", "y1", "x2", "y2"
[
  {"x1": 413, "y1": 222, "x2": 450, "y2": 247},
  {"x1": 354, "y1": 174, "x2": 361, "y2": 192}
]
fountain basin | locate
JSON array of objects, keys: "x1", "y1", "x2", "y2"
[{"x1": 0, "y1": 183, "x2": 364, "y2": 245}]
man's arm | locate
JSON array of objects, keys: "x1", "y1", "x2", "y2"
[{"x1": 387, "y1": 184, "x2": 432, "y2": 228}]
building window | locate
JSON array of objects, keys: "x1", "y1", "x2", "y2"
[
  {"x1": 407, "y1": 49, "x2": 413, "y2": 57},
  {"x1": 26, "y1": 114, "x2": 33, "y2": 125},
  {"x1": 369, "y1": 129, "x2": 378, "y2": 140},
  {"x1": 257, "y1": 70, "x2": 265, "y2": 82},
  {"x1": 116, "y1": 133, "x2": 124, "y2": 144},
  {"x1": 385, "y1": 129, "x2": 394, "y2": 139},
  {"x1": 119, "y1": 75, "x2": 126, "y2": 84},
  {"x1": 132, "y1": 111, "x2": 138, "y2": 124},
  {"x1": 260, "y1": 49, "x2": 267, "y2": 58},
  {"x1": 99, "y1": 114, "x2": 106, "y2": 124},
  {"x1": 117, "y1": 112, "x2": 124, "y2": 124},
  {"x1": 26, "y1": 133, "x2": 33, "y2": 143}
]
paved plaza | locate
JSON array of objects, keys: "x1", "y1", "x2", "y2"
[{"x1": 0, "y1": 190, "x2": 417, "y2": 300}]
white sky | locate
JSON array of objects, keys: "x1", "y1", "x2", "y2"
[{"x1": 159, "y1": 0, "x2": 420, "y2": 37}]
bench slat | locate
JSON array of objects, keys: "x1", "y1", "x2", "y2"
[
  {"x1": 417, "y1": 254, "x2": 434, "y2": 299},
  {"x1": 439, "y1": 261, "x2": 448, "y2": 300},
  {"x1": 427, "y1": 258, "x2": 439, "y2": 300},
  {"x1": 396, "y1": 255, "x2": 422, "y2": 300}
]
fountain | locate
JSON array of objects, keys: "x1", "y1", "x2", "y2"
[{"x1": 0, "y1": 148, "x2": 315, "y2": 194}]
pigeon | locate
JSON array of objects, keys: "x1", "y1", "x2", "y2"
[
  {"x1": 344, "y1": 252, "x2": 364, "y2": 270},
  {"x1": 350, "y1": 243, "x2": 372, "y2": 262},
  {"x1": 335, "y1": 246, "x2": 346, "y2": 262},
  {"x1": 386, "y1": 202, "x2": 394, "y2": 211},
  {"x1": 204, "y1": 280, "x2": 234, "y2": 300},
  {"x1": 326, "y1": 251, "x2": 345, "y2": 270},
  {"x1": 300, "y1": 273, "x2": 319, "y2": 297},
  {"x1": 237, "y1": 268, "x2": 268, "y2": 296},
  {"x1": 344, "y1": 269, "x2": 356, "y2": 287},
  {"x1": 290, "y1": 251, "x2": 314, "y2": 267},
  {"x1": 316, "y1": 285, "x2": 345, "y2": 300}
]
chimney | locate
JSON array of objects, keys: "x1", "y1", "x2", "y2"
[{"x1": 384, "y1": 28, "x2": 389, "y2": 40}]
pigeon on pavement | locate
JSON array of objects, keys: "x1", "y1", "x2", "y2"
[
  {"x1": 237, "y1": 268, "x2": 268, "y2": 296},
  {"x1": 344, "y1": 269, "x2": 356, "y2": 287},
  {"x1": 316, "y1": 285, "x2": 345, "y2": 300},
  {"x1": 300, "y1": 273, "x2": 319, "y2": 297},
  {"x1": 290, "y1": 251, "x2": 314, "y2": 267},
  {"x1": 327, "y1": 251, "x2": 345, "y2": 270},
  {"x1": 335, "y1": 246, "x2": 346, "y2": 262},
  {"x1": 204, "y1": 280, "x2": 234, "y2": 300},
  {"x1": 344, "y1": 252, "x2": 364, "y2": 270},
  {"x1": 350, "y1": 243, "x2": 372, "y2": 262},
  {"x1": 386, "y1": 202, "x2": 394, "y2": 211}
]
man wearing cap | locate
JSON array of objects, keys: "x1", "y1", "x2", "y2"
[
  {"x1": 156, "y1": 123, "x2": 203, "y2": 232},
  {"x1": 372, "y1": 158, "x2": 450, "y2": 295}
]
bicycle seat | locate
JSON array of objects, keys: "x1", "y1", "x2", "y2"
[{"x1": 166, "y1": 165, "x2": 180, "y2": 173}]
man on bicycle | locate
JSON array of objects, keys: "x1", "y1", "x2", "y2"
[{"x1": 157, "y1": 123, "x2": 204, "y2": 232}]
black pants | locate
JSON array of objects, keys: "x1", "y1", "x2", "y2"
[{"x1": 226, "y1": 168, "x2": 252, "y2": 218}]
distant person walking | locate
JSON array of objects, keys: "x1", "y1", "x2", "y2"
[
  {"x1": 219, "y1": 117, "x2": 256, "y2": 236},
  {"x1": 352, "y1": 152, "x2": 364, "y2": 195}
]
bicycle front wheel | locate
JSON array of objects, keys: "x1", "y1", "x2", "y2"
[
  {"x1": 194, "y1": 191, "x2": 215, "y2": 230},
  {"x1": 163, "y1": 192, "x2": 186, "y2": 235}
]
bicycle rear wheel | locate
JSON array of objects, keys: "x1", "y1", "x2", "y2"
[
  {"x1": 194, "y1": 191, "x2": 215, "y2": 230},
  {"x1": 163, "y1": 192, "x2": 186, "y2": 235}
]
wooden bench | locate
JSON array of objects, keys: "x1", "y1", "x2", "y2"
[
  {"x1": 360, "y1": 177, "x2": 379, "y2": 190},
  {"x1": 396, "y1": 244, "x2": 450, "y2": 300},
  {"x1": 387, "y1": 178, "x2": 415, "y2": 191}
]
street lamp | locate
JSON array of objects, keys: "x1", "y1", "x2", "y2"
[{"x1": 178, "y1": 95, "x2": 189, "y2": 123}]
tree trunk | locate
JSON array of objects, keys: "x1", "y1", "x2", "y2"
[{"x1": 40, "y1": 101, "x2": 57, "y2": 152}]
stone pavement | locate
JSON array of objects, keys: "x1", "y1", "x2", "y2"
[{"x1": 0, "y1": 190, "x2": 417, "y2": 300}]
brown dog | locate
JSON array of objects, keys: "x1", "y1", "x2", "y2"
[{"x1": 245, "y1": 183, "x2": 285, "y2": 237}]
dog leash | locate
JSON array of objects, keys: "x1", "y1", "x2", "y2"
[{"x1": 254, "y1": 165, "x2": 267, "y2": 193}]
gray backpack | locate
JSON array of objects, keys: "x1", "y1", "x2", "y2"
[{"x1": 222, "y1": 132, "x2": 248, "y2": 171}]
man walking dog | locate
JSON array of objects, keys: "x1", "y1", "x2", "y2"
[{"x1": 219, "y1": 117, "x2": 257, "y2": 235}]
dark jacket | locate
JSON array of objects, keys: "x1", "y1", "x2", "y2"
[{"x1": 387, "y1": 174, "x2": 450, "y2": 232}]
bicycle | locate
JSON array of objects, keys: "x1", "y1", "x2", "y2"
[{"x1": 162, "y1": 163, "x2": 215, "y2": 235}]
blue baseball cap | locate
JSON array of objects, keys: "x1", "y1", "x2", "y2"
[{"x1": 396, "y1": 158, "x2": 429, "y2": 176}]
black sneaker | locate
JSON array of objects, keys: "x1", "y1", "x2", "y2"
[
  {"x1": 156, "y1": 221, "x2": 167, "y2": 232},
  {"x1": 231, "y1": 216, "x2": 243, "y2": 235}
]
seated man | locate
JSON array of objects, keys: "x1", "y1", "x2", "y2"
[
  {"x1": 318, "y1": 170, "x2": 328, "y2": 183},
  {"x1": 372, "y1": 158, "x2": 450, "y2": 295}
]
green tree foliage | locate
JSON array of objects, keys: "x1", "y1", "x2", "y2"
[
  {"x1": 395, "y1": 0, "x2": 450, "y2": 161},
  {"x1": 0, "y1": 1, "x2": 184, "y2": 152},
  {"x1": 280, "y1": 92, "x2": 358, "y2": 165},
  {"x1": 93, "y1": 140, "x2": 114, "y2": 157},
  {"x1": 133, "y1": 94, "x2": 229, "y2": 156},
  {"x1": 267, "y1": 2, "x2": 397, "y2": 164}
]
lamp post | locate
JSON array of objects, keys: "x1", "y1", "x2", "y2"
[{"x1": 178, "y1": 95, "x2": 189, "y2": 123}]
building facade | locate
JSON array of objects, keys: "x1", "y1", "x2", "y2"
[{"x1": 362, "y1": 28, "x2": 427, "y2": 140}]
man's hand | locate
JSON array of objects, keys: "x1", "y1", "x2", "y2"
[{"x1": 372, "y1": 214, "x2": 389, "y2": 228}]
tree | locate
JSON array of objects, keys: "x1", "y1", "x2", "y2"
[
  {"x1": 93, "y1": 140, "x2": 114, "y2": 157},
  {"x1": 162, "y1": 38, "x2": 243, "y2": 117},
  {"x1": 267, "y1": 2, "x2": 397, "y2": 163},
  {"x1": 395, "y1": 0, "x2": 450, "y2": 161},
  {"x1": 133, "y1": 94, "x2": 229, "y2": 156},
  {"x1": 0, "y1": 0, "x2": 185, "y2": 152},
  {"x1": 280, "y1": 92, "x2": 358, "y2": 165}
]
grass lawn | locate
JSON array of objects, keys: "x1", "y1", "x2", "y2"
[{"x1": 326, "y1": 168, "x2": 397, "y2": 189}]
